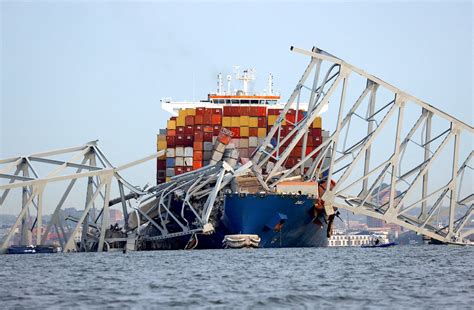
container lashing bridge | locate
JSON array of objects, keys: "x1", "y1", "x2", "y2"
[{"x1": 1, "y1": 46, "x2": 472, "y2": 252}]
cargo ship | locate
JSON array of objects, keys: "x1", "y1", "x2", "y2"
[{"x1": 146, "y1": 69, "x2": 332, "y2": 249}]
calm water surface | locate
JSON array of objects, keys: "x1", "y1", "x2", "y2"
[{"x1": 0, "y1": 245, "x2": 472, "y2": 309}]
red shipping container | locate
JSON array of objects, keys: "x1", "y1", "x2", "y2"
[
  {"x1": 204, "y1": 107, "x2": 213, "y2": 115},
  {"x1": 296, "y1": 136, "x2": 303, "y2": 147},
  {"x1": 175, "y1": 166, "x2": 184, "y2": 175},
  {"x1": 285, "y1": 158, "x2": 296, "y2": 168},
  {"x1": 249, "y1": 106, "x2": 259, "y2": 117},
  {"x1": 286, "y1": 113, "x2": 296, "y2": 124},
  {"x1": 305, "y1": 146, "x2": 315, "y2": 156},
  {"x1": 239, "y1": 106, "x2": 249, "y2": 116},
  {"x1": 193, "y1": 161, "x2": 203, "y2": 170},
  {"x1": 203, "y1": 125, "x2": 213, "y2": 133},
  {"x1": 170, "y1": 116, "x2": 177, "y2": 120},
  {"x1": 193, "y1": 141, "x2": 203, "y2": 151},
  {"x1": 203, "y1": 114, "x2": 212, "y2": 125},
  {"x1": 213, "y1": 125, "x2": 221, "y2": 136},
  {"x1": 167, "y1": 129, "x2": 176, "y2": 136},
  {"x1": 287, "y1": 109, "x2": 296, "y2": 115},
  {"x1": 291, "y1": 147, "x2": 303, "y2": 158},
  {"x1": 194, "y1": 151, "x2": 203, "y2": 161},
  {"x1": 230, "y1": 127, "x2": 240, "y2": 138},
  {"x1": 195, "y1": 125, "x2": 204, "y2": 132},
  {"x1": 231, "y1": 106, "x2": 239, "y2": 116},
  {"x1": 185, "y1": 115, "x2": 195, "y2": 126},
  {"x1": 184, "y1": 135, "x2": 194, "y2": 146},
  {"x1": 268, "y1": 108, "x2": 281, "y2": 115},
  {"x1": 249, "y1": 128, "x2": 258, "y2": 136},
  {"x1": 195, "y1": 115, "x2": 204, "y2": 125},
  {"x1": 157, "y1": 159, "x2": 166, "y2": 170},
  {"x1": 194, "y1": 131, "x2": 203, "y2": 142},
  {"x1": 211, "y1": 114, "x2": 221, "y2": 125},
  {"x1": 311, "y1": 128, "x2": 322, "y2": 137},
  {"x1": 312, "y1": 136, "x2": 322, "y2": 146},
  {"x1": 297, "y1": 110, "x2": 304, "y2": 120},
  {"x1": 212, "y1": 108, "x2": 222, "y2": 115},
  {"x1": 184, "y1": 125, "x2": 194, "y2": 135},
  {"x1": 257, "y1": 106, "x2": 267, "y2": 116},
  {"x1": 257, "y1": 116, "x2": 267, "y2": 127},
  {"x1": 223, "y1": 106, "x2": 233, "y2": 116},
  {"x1": 185, "y1": 167, "x2": 192, "y2": 173},
  {"x1": 203, "y1": 132, "x2": 213, "y2": 142},
  {"x1": 196, "y1": 107, "x2": 205, "y2": 115},
  {"x1": 176, "y1": 126, "x2": 185, "y2": 134},
  {"x1": 166, "y1": 136, "x2": 176, "y2": 147},
  {"x1": 176, "y1": 135, "x2": 184, "y2": 146}
]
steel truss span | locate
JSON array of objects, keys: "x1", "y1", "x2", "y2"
[
  {"x1": 252, "y1": 46, "x2": 473, "y2": 245},
  {"x1": 0, "y1": 141, "x2": 162, "y2": 253}
]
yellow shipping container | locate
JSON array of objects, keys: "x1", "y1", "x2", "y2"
[
  {"x1": 157, "y1": 140, "x2": 167, "y2": 150},
  {"x1": 167, "y1": 120, "x2": 176, "y2": 130},
  {"x1": 185, "y1": 108, "x2": 196, "y2": 116},
  {"x1": 176, "y1": 116, "x2": 186, "y2": 127},
  {"x1": 166, "y1": 176, "x2": 171, "y2": 182},
  {"x1": 268, "y1": 115, "x2": 278, "y2": 126},
  {"x1": 240, "y1": 127, "x2": 249, "y2": 137},
  {"x1": 158, "y1": 150, "x2": 167, "y2": 160},
  {"x1": 240, "y1": 116, "x2": 249, "y2": 126},
  {"x1": 178, "y1": 109, "x2": 187, "y2": 118},
  {"x1": 231, "y1": 117, "x2": 240, "y2": 127},
  {"x1": 157, "y1": 134, "x2": 166, "y2": 141},
  {"x1": 249, "y1": 117, "x2": 258, "y2": 128},
  {"x1": 257, "y1": 128, "x2": 267, "y2": 137},
  {"x1": 222, "y1": 116, "x2": 232, "y2": 127},
  {"x1": 312, "y1": 117, "x2": 322, "y2": 128}
]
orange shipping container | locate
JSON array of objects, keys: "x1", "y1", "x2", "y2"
[
  {"x1": 185, "y1": 115, "x2": 195, "y2": 126},
  {"x1": 194, "y1": 151, "x2": 203, "y2": 161},
  {"x1": 193, "y1": 161, "x2": 203, "y2": 170},
  {"x1": 193, "y1": 141, "x2": 203, "y2": 151},
  {"x1": 212, "y1": 114, "x2": 222, "y2": 125},
  {"x1": 195, "y1": 115, "x2": 204, "y2": 125}
]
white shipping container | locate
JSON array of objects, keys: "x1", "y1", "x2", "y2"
[
  {"x1": 166, "y1": 148, "x2": 175, "y2": 158},
  {"x1": 175, "y1": 157, "x2": 184, "y2": 166},
  {"x1": 175, "y1": 147, "x2": 184, "y2": 157},
  {"x1": 184, "y1": 157, "x2": 193, "y2": 166},
  {"x1": 249, "y1": 137, "x2": 258, "y2": 147},
  {"x1": 212, "y1": 150, "x2": 223, "y2": 162},
  {"x1": 215, "y1": 143, "x2": 226, "y2": 153},
  {"x1": 184, "y1": 147, "x2": 193, "y2": 157},
  {"x1": 240, "y1": 138, "x2": 249, "y2": 148},
  {"x1": 230, "y1": 139, "x2": 240, "y2": 148}
]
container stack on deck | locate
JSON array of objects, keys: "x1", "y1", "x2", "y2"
[{"x1": 156, "y1": 106, "x2": 323, "y2": 184}]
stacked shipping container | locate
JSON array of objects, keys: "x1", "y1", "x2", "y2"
[{"x1": 156, "y1": 106, "x2": 323, "y2": 184}]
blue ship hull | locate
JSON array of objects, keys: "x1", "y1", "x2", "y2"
[
  {"x1": 220, "y1": 194, "x2": 328, "y2": 248},
  {"x1": 142, "y1": 193, "x2": 330, "y2": 249}
]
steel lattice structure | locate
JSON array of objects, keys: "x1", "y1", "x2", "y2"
[
  {"x1": 0, "y1": 141, "x2": 161, "y2": 253},
  {"x1": 1, "y1": 46, "x2": 472, "y2": 251},
  {"x1": 252, "y1": 46, "x2": 473, "y2": 244}
]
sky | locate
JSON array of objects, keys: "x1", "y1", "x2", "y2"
[{"x1": 0, "y1": 1, "x2": 472, "y2": 213}]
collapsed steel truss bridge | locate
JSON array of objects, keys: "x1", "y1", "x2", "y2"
[{"x1": 1, "y1": 46, "x2": 472, "y2": 252}]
